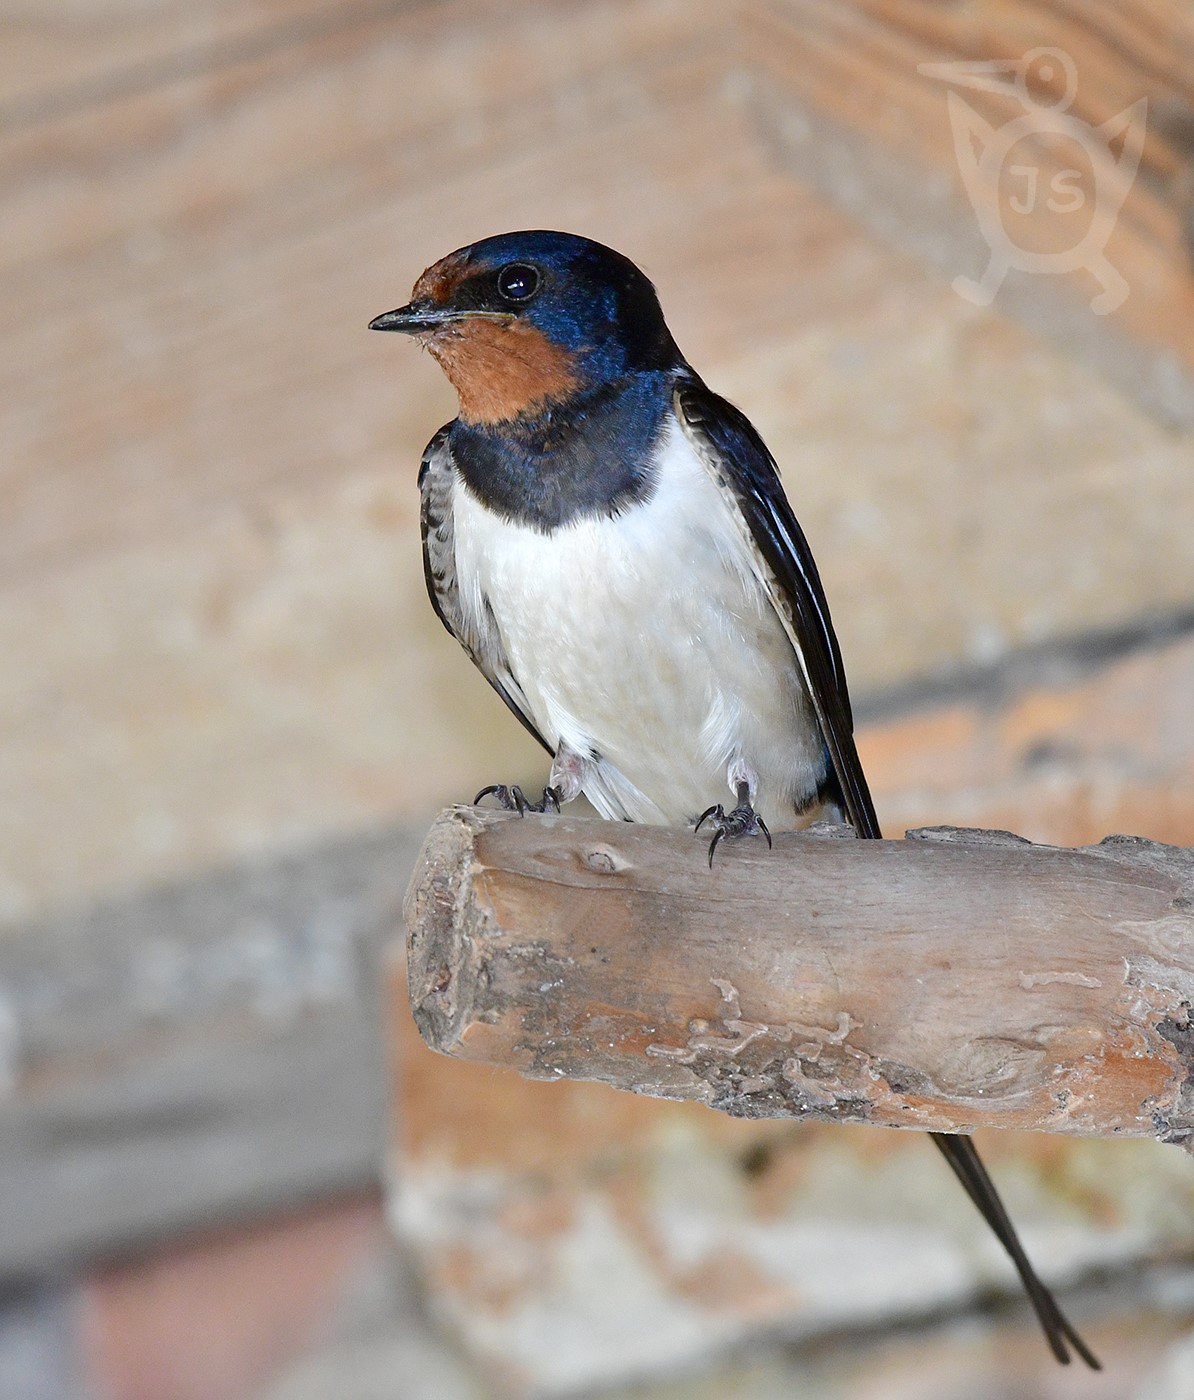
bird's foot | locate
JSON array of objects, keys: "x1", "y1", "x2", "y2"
[
  {"x1": 695, "y1": 783, "x2": 772, "y2": 867},
  {"x1": 474, "y1": 784, "x2": 561, "y2": 816}
]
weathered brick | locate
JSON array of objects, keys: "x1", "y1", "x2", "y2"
[{"x1": 80, "y1": 1195, "x2": 384, "y2": 1400}]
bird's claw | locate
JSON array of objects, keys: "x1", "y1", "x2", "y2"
[
  {"x1": 695, "y1": 797, "x2": 771, "y2": 867},
  {"x1": 474, "y1": 784, "x2": 561, "y2": 816}
]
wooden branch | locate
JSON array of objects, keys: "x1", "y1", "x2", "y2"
[{"x1": 404, "y1": 808, "x2": 1194, "y2": 1145}]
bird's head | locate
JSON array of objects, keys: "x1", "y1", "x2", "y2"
[{"x1": 369, "y1": 231, "x2": 680, "y2": 425}]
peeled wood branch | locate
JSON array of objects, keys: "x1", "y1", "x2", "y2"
[{"x1": 403, "y1": 808, "x2": 1194, "y2": 1146}]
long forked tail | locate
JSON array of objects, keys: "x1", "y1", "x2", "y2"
[{"x1": 932, "y1": 1132, "x2": 1100, "y2": 1368}]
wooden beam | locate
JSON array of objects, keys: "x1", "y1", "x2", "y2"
[{"x1": 405, "y1": 808, "x2": 1194, "y2": 1143}]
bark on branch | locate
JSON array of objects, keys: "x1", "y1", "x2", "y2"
[{"x1": 402, "y1": 808, "x2": 1194, "y2": 1146}]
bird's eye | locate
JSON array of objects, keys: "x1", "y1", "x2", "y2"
[{"x1": 496, "y1": 263, "x2": 540, "y2": 303}]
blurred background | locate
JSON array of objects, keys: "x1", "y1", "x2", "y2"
[{"x1": 4, "y1": 1, "x2": 1194, "y2": 1396}]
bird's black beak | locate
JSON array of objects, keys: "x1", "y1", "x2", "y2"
[
  {"x1": 368, "y1": 301, "x2": 453, "y2": 334},
  {"x1": 368, "y1": 302, "x2": 514, "y2": 333}
]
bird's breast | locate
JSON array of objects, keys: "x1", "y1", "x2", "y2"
[{"x1": 450, "y1": 417, "x2": 826, "y2": 826}]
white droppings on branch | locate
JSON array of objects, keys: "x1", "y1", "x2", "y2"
[{"x1": 1019, "y1": 971, "x2": 1103, "y2": 990}]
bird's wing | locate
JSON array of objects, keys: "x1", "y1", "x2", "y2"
[
  {"x1": 673, "y1": 379, "x2": 879, "y2": 837},
  {"x1": 419, "y1": 426, "x2": 552, "y2": 756},
  {"x1": 676, "y1": 380, "x2": 1097, "y2": 1368}
]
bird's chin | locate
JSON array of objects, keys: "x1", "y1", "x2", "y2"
[{"x1": 421, "y1": 327, "x2": 464, "y2": 360}]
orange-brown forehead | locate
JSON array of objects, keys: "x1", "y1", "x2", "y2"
[{"x1": 411, "y1": 250, "x2": 474, "y2": 304}]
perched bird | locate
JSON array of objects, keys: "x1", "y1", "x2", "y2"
[{"x1": 371, "y1": 230, "x2": 1098, "y2": 1367}]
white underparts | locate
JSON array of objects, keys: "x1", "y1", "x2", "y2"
[{"x1": 450, "y1": 415, "x2": 827, "y2": 829}]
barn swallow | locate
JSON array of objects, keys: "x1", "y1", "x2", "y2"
[{"x1": 370, "y1": 230, "x2": 1098, "y2": 1368}]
